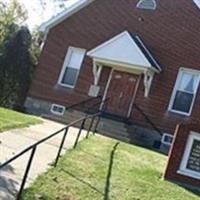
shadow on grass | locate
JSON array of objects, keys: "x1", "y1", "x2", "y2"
[
  {"x1": 60, "y1": 142, "x2": 120, "y2": 200},
  {"x1": 168, "y1": 180, "x2": 200, "y2": 198},
  {"x1": 61, "y1": 169, "x2": 104, "y2": 195},
  {"x1": 0, "y1": 163, "x2": 18, "y2": 200},
  {"x1": 104, "y1": 142, "x2": 120, "y2": 200},
  {"x1": 182, "y1": 186, "x2": 200, "y2": 197}
]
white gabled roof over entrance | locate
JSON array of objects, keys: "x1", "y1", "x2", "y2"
[{"x1": 87, "y1": 31, "x2": 161, "y2": 72}]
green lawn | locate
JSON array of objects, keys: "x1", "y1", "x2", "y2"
[
  {"x1": 0, "y1": 107, "x2": 41, "y2": 132},
  {"x1": 23, "y1": 135, "x2": 200, "y2": 200}
]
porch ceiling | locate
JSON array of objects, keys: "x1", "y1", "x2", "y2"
[{"x1": 87, "y1": 31, "x2": 161, "y2": 73}]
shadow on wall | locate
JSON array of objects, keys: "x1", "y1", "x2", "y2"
[{"x1": 0, "y1": 163, "x2": 19, "y2": 200}]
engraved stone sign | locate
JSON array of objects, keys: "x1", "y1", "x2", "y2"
[{"x1": 186, "y1": 140, "x2": 200, "y2": 172}]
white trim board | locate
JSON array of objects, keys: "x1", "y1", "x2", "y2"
[
  {"x1": 193, "y1": 0, "x2": 200, "y2": 9},
  {"x1": 40, "y1": 0, "x2": 95, "y2": 34},
  {"x1": 135, "y1": 36, "x2": 161, "y2": 71},
  {"x1": 93, "y1": 58, "x2": 155, "y2": 74}
]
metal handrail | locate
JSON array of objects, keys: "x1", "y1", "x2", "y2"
[
  {"x1": 132, "y1": 103, "x2": 163, "y2": 136},
  {"x1": 65, "y1": 95, "x2": 102, "y2": 111},
  {"x1": 0, "y1": 113, "x2": 100, "y2": 169},
  {"x1": 0, "y1": 93, "x2": 111, "y2": 200},
  {"x1": 0, "y1": 111, "x2": 102, "y2": 200}
]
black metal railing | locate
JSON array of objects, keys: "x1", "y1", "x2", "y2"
[
  {"x1": 132, "y1": 103, "x2": 163, "y2": 136},
  {"x1": 0, "y1": 94, "x2": 111, "y2": 200},
  {"x1": 65, "y1": 95, "x2": 103, "y2": 114},
  {"x1": 0, "y1": 112, "x2": 102, "y2": 200}
]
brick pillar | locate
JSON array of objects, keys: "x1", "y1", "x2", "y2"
[{"x1": 164, "y1": 123, "x2": 200, "y2": 188}]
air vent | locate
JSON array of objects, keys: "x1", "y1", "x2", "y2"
[{"x1": 137, "y1": 0, "x2": 157, "y2": 10}]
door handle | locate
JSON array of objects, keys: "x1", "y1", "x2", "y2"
[{"x1": 119, "y1": 92, "x2": 123, "y2": 99}]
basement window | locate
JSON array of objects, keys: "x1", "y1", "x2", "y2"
[
  {"x1": 161, "y1": 133, "x2": 173, "y2": 146},
  {"x1": 168, "y1": 68, "x2": 200, "y2": 116},
  {"x1": 58, "y1": 47, "x2": 86, "y2": 88},
  {"x1": 51, "y1": 104, "x2": 65, "y2": 115},
  {"x1": 136, "y1": 0, "x2": 157, "y2": 10},
  {"x1": 178, "y1": 131, "x2": 200, "y2": 179}
]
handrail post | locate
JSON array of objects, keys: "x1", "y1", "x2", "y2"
[
  {"x1": 16, "y1": 146, "x2": 37, "y2": 200},
  {"x1": 93, "y1": 114, "x2": 101, "y2": 135},
  {"x1": 73, "y1": 118, "x2": 86, "y2": 148},
  {"x1": 54, "y1": 127, "x2": 69, "y2": 167},
  {"x1": 86, "y1": 116, "x2": 95, "y2": 139}
]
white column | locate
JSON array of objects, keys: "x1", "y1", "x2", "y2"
[
  {"x1": 93, "y1": 61, "x2": 103, "y2": 86},
  {"x1": 144, "y1": 70, "x2": 154, "y2": 97},
  {"x1": 99, "y1": 68, "x2": 114, "y2": 111}
]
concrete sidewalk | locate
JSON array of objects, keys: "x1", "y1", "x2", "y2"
[{"x1": 0, "y1": 119, "x2": 88, "y2": 200}]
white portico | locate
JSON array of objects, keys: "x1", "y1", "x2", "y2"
[
  {"x1": 87, "y1": 31, "x2": 161, "y2": 117},
  {"x1": 87, "y1": 31, "x2": 161, "y2": 97}
]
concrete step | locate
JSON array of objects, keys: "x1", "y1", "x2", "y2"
[
  {"x1": 100, "y1": 118, "x2": 126, "y2": 128},
  {"x1": 98, "y1": 123, "x2": 127, "y2": 136},
  {"x1": 97, "y1": 129, "x2": 131, "y2": 143},
  {"x1": 43, "y1": 113, "x2": 97, "y2": 131},
  {"x1": 44, "y1": 110, "x2": 133, "y2": 144},
  {"x1": 98, "y1": 118, "x2": 127, "y2": 134}
]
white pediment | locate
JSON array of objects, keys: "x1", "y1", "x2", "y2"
[{"x1": 87, "y1": 31, "x2": 153, "y2": 69}]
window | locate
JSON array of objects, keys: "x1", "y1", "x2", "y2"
[
  {"x1": 58, "y1": 47, "x2": 86, "y2": 88},
  {"x1": 168, "y1": 68, "x2": 200, "y2": 116},
  {"x1": 51, "y1": 104, "x2": 65, "y2": 115},
  {"x1": 178, "y1": 132, "x2": 200, "y2": 180},
  {"x1": 161, "y1": 133, "x2": 173, "y2": 146},
  {"x1": 136, "y1": 0, "x2": 157, "y2": 10}
]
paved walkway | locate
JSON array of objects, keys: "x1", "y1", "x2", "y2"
[{"x1": 0, "y1": 119, "x2": 88, "y2": 200}]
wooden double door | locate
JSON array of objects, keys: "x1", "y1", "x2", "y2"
[{"x1": 106, "y1": 70, "x2": 139, "y2": 118}]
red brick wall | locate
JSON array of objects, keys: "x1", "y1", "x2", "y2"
[
  {"x1": 164, "y1": 123, "x2": 200, "y2": 188},
  {"x1": 29, "y1": 0, "x2": 200, "y2": 133}
]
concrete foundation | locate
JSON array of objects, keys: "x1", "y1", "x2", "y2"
[{"x1": 25, "y1": 96, "x2": 170, "y2": 154}]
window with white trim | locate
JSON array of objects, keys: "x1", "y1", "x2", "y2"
[
  {"x1": 51, "y1": 104, "x2": 65, "y2": 115},
  {"x1": 168, "y1": 68, "x2": 200, "y2": 116},
  {"x1": 179, "y1": 132, "x2": 200, "y2": 179},
  {"x1": 161, "y1": 133, "x2": 173, "y2": 146},
  {"x1": 136, "y1": 0, "x2": 157, "y2": 10},
  {"x1": 58, "y1": 47, "x2": 86, "y2": 88}
]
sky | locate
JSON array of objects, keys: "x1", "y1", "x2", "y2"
[{"x1": 17, "y1": 0, "x2": 80, "y2": 29}]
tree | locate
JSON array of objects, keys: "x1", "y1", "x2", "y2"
[
  {"x1": 37, "y1": 0, "x2": 69, "y2": 18},
  {"x1": 39, "y1": 0, "x2": 68, "y2": 11},
  {"x1": 0, "y1": 0, "x2": 41, "y2": 109}
]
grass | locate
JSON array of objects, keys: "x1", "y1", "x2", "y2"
[
  {"x1": 0, "y1": 107, "x2": 42, "y2": 132},
  {"x1": 23, "y1": 135, "x2": 200, "y2": 200}
]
